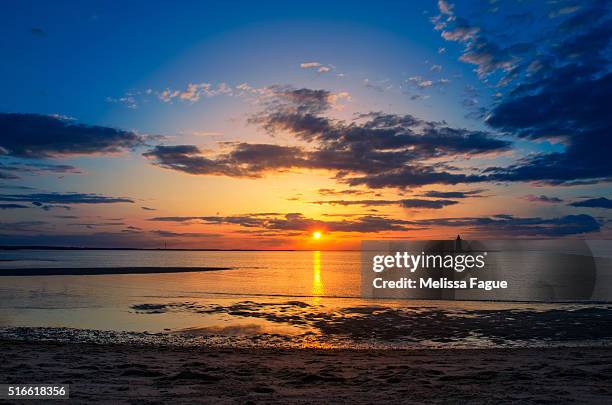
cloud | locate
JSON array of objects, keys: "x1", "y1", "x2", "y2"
[
  {"x1": 407, "y1": 214, "x2": 600, "y2": 237},
  {"x1": 0, "y1": 161, "x2": 81, "y2": 179},
  {"x1": 484, "y1": 47, "x2": 612, "y2": 185},
  {"x1": 311, "y1": 198, "x2": 458, "y2": 209},
  {"x1": 31, "y1": 202, "x2": 72, "y2": 211},
  {"x1": 192, "y1": 131, "x2": 223, "y2": 137},
  {"x1": 311, "y1": 199, "x2": 397, "y2": 206},
  {"x1": 408, "y1": 76, "x2": 434, "y2": 88},
  {"x1": 401, "y1": 199, "x2": 458, "y2": 209},
  {"x1": 0, "y1": 203, "x2": 28, "y2": 209},
  {"x1": 0, "y1": 113, "x2": 144, "y2": 158},
  {"x1": 146, "y1": 86, "x2": 509, "y2": 188},
  {"x1": 484, "y1": 67, "x2": 612, "y2": 184},
  {"x1": 300, "y1": 62, "x2": 333, "y2": 73},
  {"x1": 0, "y1": 184, "x2": 35, "y2": 190},
  {"x1": 0, "y1": 231, "x2": 150, "y2": 248},
  {"x1": 141, "y1": 206, "x2": 156, "y2": 211},
  {"x1": 549, "y1": 5, "x2": 580, "y2": 18},
  {"x1": 346, "y1": 166, "x2": 488, "y2": 189},
  {"x1": 143, "y1": 143, "x2": 307, "y2": 177},
  {"x1": 430, "y1": 64, "x2": 443, "y2": 72},
  {"x1": 436, "y1": 1, "x2": 612, "y2": 186},
  {"x1": 438, "y1": 0, "x2": 454, "y2": 16},
  {"x1": 317, "y1": 188, "x2": 381, "y2": 197},
  {"x1": 106, "y1": 94, "x2": 138, "y2": 109},
  {"x1": 434, "y1": 3, "x2": 525, "y2": 79},
  {"x1": 151, "y1": 230, "x2": 221, "y2": 238},
  {"x1": 148, "y1": 211, "x2": 600, "y2": 237},
  {"x1": 420, "y1": 189, "x2": 485, "y2": 198},
  {"x1": 157, "y1": 83, "x2": 232, "y2": 103},
  {"x1": 0, "y1": 221, "x2": 49, "y2": 232},
  {"x1": 569, "y1": 197, "x2": 612, "y2": 209},
  {"x1": 0, "y1": 192, "x2": 133, "y2": 205},
  {"x1": 523, "y1": 195, "x2": 563, "y2": 204},
  {"x1": 68, "y1": 221, "x2": 125, "y2": 229},
  {"x1": 150, "y1": 212, "x2": 417, "y2": 233},
  {"x1": 248, "y1": 87, "x2": 509, "y2": 181}
]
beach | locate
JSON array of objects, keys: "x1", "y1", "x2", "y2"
[
  {"x1": 3, "y1": 340, "x2": 612, "y2": 404},
  {"x1": 3, "y1": 250, "x2": 612, "y2": 403}
]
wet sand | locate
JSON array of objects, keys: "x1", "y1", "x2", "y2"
[
  {"x1": 2, "y1": 340, "x2": 612, "y2": 404},
  {"x1": 0, "y1": 267, "x2": 232, "y2": 276}
]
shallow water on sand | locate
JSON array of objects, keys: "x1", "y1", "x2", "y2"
[{"x1": 2, "y1": 249, "x2": 612, "y2": 349}]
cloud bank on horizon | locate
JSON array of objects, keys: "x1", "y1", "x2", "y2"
[{"x1": 0, "y1": 0, "x2": 610, "y2": 247}]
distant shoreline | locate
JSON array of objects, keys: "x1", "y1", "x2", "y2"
[
  {"x1": 0, "y1": 266, "x2": 232, "y2": 276},
  {"x1": 0, "y1": 245, "x2": 359, "y2": 252}
]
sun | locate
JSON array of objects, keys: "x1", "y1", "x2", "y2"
[{"x1": 312, "y1": 231, "x2": 322, "y2": 240}]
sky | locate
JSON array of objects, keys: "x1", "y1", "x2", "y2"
[{"x1": 0, "y1": 0, "x2": 611, "y2": 249}]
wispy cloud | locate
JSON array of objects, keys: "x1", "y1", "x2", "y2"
[
  {"x1": 300, "y1": 61, "x2": 334, "y2": 73},
  {"x1": 0, "y1": 192, "x2": 133, "y2": 205},
  {"x1": 522, "y1": 195, "x2": 563, "y2": 204}
]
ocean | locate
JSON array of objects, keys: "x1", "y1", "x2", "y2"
[{"x1": 1, "y1": 249, "x2": 612, "y2": 349}]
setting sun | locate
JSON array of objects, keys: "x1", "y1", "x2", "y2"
[{"x1": 312, "y1": 231, "x2": 322, "y2": 240}]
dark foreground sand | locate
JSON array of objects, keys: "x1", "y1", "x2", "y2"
[{"x1": 2, "y1": 341, "x2": 612, "y2": 404}]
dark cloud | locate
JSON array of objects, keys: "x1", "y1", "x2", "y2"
[
  {"x1": 522, "y1": 195, "x2": 564, "y2": 204},
  {"x1": 0, "y1": 192, "x2": 133, "y2": 205},
  {"x1": 151, "y1": 230, "x2": 221, "y2": 238},
  {"x1": 438, "y1": 1, "x2": 612, "y2": 186},
  {"x1": 0, "y1": 113, "x2": 144, "y2": 158},
  {"x1": 145, "y1": 86, "x2": 510, "y2": 188},
  {"x1": 0, "y1": 160, "x2": 80, "y2": 180},
  {"x1": 149, "y1": 211, "x2": 600, "y2": 237},
  {"x1": 407, "y1": 214, "x2": 600, "y2": 237},
  {"x1": 0, "y1": 221, "x2": 49, "y2": 232},
  {"x1": 143, "y1": 143, "x2": 307, "y2": 177},
  {"x1": 317, "y1": 188, "x2": 381, "y2": 197},
  {"x1": 0, "y1": 231, "x2": 150, "y2": 248},
  {"x1": 569, "y1": 197, "x2": 612, "y2": 209},
  {"x1": 141, "y1": 206, "x2": 156, "y2": 211},
  {"x1": 484, "y1": 69, "x2": 612, "y2": 184},
  {"x1": 31, "y1": 201, "x2": 72, "y2": 211},
  {"x1": 400, "y1": 199, "x2": 458, "y2": 209},
  {"x1": 346, "y1": 165, "x2": 487, "y2": 189},
  {"x1": 0, "y1": 161, "x2": 80, "y2": 177},
  {"x1": 0, "y1": 172, "x2": 19, "y2": 180},
  {"x1": 311, "y1": 199, "x2": 398, "y2": 207},
  {"x1": 420, "y1": 189, "x2": 486, "y2": 198},
  {"x1": 150, "y1": 212, "x2": 416, "y2": 233},
  {"x1": 0, "y1": 203, "x2": 28, "y2": 209},
  {"x1": 67, "y1": 222, "x2": 125, "y2": 228},
  {"x1": 311, "y1": 198, "x2": 458, "y2": 209},
  {"x1": 0, "y1": 184, "x2": 35, "y2": 190}
]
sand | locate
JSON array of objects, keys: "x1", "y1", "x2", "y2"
[
  {"x1": 2, "y1": 340, "x2": 612, "y2": 404},
  {"x1": 0, "y1": 267, "x2": 231, "y2": 276}
]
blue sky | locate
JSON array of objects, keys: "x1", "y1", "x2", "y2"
[{"x1": 0, "y1": 0, "x2": 610, "y2": 248}]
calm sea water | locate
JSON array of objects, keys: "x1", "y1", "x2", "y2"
[
  {"x1": 0, "y1": 249, "x2": 360, "y2": 297},
  {"x1": 1, "y1": 249, "x2": 612, "y2": 348}
]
